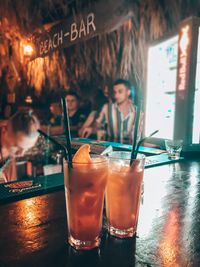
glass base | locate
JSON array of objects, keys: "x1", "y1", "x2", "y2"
[
  {"x1": 107, "y1": 224, "x2": 136, "y2": 238},
  {"x1": 68, "y1": 235, "x2": 100, "y2": 250},
  {"x1": 168, "y1": 154, "x2": 180, "y2": 160}
]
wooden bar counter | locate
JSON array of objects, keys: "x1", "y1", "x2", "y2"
[{"x1": 0, "y1": 159, "x2": 200, "y2": 267}]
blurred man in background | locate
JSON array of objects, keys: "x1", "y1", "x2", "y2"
[{"x1": 81, "y1": 79, "x2": 142, "y2": 144}]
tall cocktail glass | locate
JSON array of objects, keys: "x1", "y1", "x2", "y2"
[
  {"x1": 106, "y1": 151, "x2": 145, "y2": 238},
  {"x1": 64, "y1": 155, "x2": 108, "y2": 250}
]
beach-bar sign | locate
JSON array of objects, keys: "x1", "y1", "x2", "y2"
[
  {"x1": 31, "y1": 0, "x2": 133, "y2": 58},
  {"x1": 38, "y1": 13, "x2": 96, "y2": 57}
]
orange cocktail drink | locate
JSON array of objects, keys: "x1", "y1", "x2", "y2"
[
  {"x1": 64, "y1": 144, "x2": 108, "y2": 250},
  {"x1": 106, "y1": 151, "x2": 145, "y2": 238}
]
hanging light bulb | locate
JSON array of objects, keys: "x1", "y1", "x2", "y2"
[
  {"x1": 25, "y1": 95, "x2": 33, "y2": 104},
  {"x1": 23, "y1": 44, "x2": 34, "y2": 56}
]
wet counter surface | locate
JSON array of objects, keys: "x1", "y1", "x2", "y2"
[{"x1": 0, "y1": 160, "x2": 200, "y2": 267}]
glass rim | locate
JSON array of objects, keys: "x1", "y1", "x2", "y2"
[
  {"x1": 107, "y1": 151, "x2": 145, "y2": 161},
  {"x1": 63, "y1": 154, "x2": 108, "y2": 165},
  {"x1": 165, "y1": 139, "x2": 183, "y2": 143}
]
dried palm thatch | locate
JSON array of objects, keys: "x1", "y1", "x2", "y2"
[
  {"x1": 0, "y1": 0, "x2": 200, "y2": 97},
  {"x1": 27, "y1": 51, "x2": 68, "y2": 93}
]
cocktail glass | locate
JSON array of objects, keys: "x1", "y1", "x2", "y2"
[
  {"x1": 105, "y1": 151, "x2": 145, "y2": 238},
  {"x1": 64, "y1": 155, "x2": 108, "y2": 250}
]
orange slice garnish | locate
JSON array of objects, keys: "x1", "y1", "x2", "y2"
[{"x1": 72, "y1": 144, "x2": 92, "y2": 163}]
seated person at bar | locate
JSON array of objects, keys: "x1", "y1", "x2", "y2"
[
  {"x1": 82, "y1": 79, "x2": 142, "y2": 144},
  {"x1": 65, "y1": 91, "x2": 86, "y2": 137},
  {"x1": 0, "y1": 111, "x2": 40, "y2": 183}
]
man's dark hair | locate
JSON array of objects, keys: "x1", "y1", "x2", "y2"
[
  {"x1": 65, "y1": 90, "x2": 80, "y2": 100},
  {"x1": 114, "y1": 79, "x2": 132, "y2": 91}
]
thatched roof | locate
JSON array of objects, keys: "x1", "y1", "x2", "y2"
[{"x1": 0, "y1": 0, "x2": 200, "y2": 97}]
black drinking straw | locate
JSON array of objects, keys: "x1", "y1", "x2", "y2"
[
  {"x1": 61, "y1": 96, "x2": 73, "y2": 164},
  {"x1": 130, "y1": 104, "x2": 141, "y2": 165},
  {"x1": 133, "y1": 130, "x2": 159, "y2": 160},
  {"x1": 38, "y1": 129, "x2": 70, "y2": 164}
]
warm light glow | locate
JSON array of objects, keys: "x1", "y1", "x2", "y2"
[
  {"x1": 14, "y1": 197, "x2": 48, "y2": 253},
  {"x1": 24, "y1": 44, "x2": 34, "y2": 56},
  {"x1": 179, "y1": 25, "x2": 190, "y2": 55},
  {"x1": 177, "y1": 25, "x2": 190, "y2": 92},
  {"x1": 159, "y1": 209, "x2": 179, "y2": 266},
  {"x1": 158, "y1": 206, "x2": 187, "y2": 267},
  {"x1": 25, "y1": 95, "x2": 33, "y2": 103}
]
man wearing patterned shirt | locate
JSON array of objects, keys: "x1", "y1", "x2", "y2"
[{"x1": 82, "y1": 79, "x2": 141, "y2": 144}]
